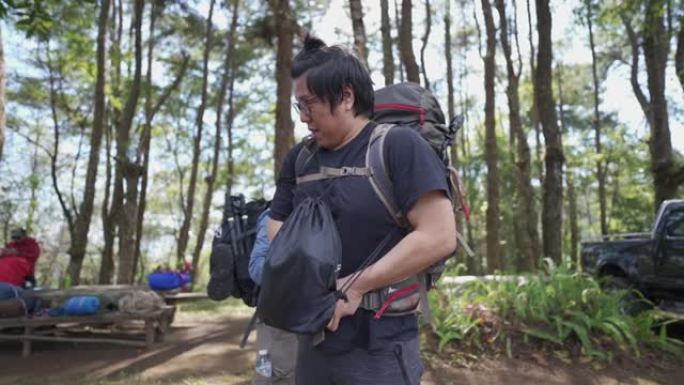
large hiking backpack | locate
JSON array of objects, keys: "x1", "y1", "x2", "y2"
[
  {"x1": 294, "y1": 82, "x2": 470, "y2": 321},
  {"x1": 207, "y1": 194, "x2": 268, "y2": 306}
]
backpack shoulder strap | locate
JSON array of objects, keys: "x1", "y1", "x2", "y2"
[
  {"x1": 295, "y1": 136, "x2": 371, "y2": 185},
  {"x1": 366, "y1": 123, "x2": 408, "y2": 227},
  {"x1": 294, "y1": 137, "x2": 317, "y2": 178}
]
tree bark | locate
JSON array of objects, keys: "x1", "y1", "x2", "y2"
[
  {"x1": 586, "y1": 0, "x2": 607, "y2": 235},
  {"x1": 535, "y1": 0, "x2": 563, "y2": 264},
  {"x1": 399, "y1": 0, "x2": 420, "y2": 83},
  {"x1": 643, "y1": 0, "x2": 678, "y2": 208},
  {"x1": 420, "y1": 0, "x2": 431, "y2": 90},
  {"x1": 0, "y1": 25, "x2": 5, "y2": 161},
  {"x1": 116, "y1": 0, "x2": 145, "y2": 284},
  {"x1": 66, "y1": 0, "x2": 110, "y2": 285},
  {"x1": 481, "y1": 0, "x2": 500, "y2": 273},
  {"x1": 349, "y1": 0, "x2": 369, "y2": 69},
  {"x1": 380, "y1": 0, "x2": 395, "y2": 85},
  {"x1": 395, "y1": 0, "x2": 405, "y2": 82},
  {"x1": 192, "y1": 0, "x2": 240, "y2": 279},
  {"x1": 496, "y1": 0, "x2": 540, "y2": 271},
  {"x1": 176, "y1": 0, "x2": 216, "y2": 266},
  {"x1": 100, "y1": 0, "x2": 123, "y2": 284},
  {"x1": 271, "y1": 0, "x2": 295, "y2": 179},
  {"x1": 526, "y1": 0, "x2": 543, "y2": 185},
  {"x1": 676, "y1": 15, "x2": 684, "y2": 92},
  {"x1": 567, "y1": 171, "x2": 579, "y2": 266}
]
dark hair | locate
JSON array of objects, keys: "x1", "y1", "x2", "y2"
[{"x1": 291, "y1": 35, "x2": 373, "y2": 117}]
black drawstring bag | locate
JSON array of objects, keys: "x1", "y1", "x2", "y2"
[{"x1": 258, "y1": 197, "x2": 342, "y2": 334}]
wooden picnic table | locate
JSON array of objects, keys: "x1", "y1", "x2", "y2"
[{"x1": 0, "y1": 305, "x2": 176, "y2": 357}]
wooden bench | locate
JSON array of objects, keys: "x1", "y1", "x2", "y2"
[{"x1": 0, "y1": 306, "x2": 175, "y2": 357}]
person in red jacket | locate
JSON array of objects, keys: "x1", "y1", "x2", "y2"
[{"x1": 0, "y1": 228, "x2": 41, "y2": 287}]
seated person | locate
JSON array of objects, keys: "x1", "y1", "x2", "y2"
[{"x1": 0, "y1": 228, "x2": 41, "y2": 288}]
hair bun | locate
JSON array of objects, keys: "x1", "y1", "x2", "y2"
[{"x1": 303, "y1": 35, "x2": 326, "y2": 51}]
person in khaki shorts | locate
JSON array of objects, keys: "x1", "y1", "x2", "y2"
[{"x1": 248, "y1": 208, "x2": 297, "y2": 385}]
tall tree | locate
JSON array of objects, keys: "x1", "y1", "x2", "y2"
[
  {"x1": 481, "y1": 0, "x2": 500, "y2": 272},
  {"x1": 399, "y1": 0, "x2": 420, "y2": 83},
  {"x1": 495, "y1": 0, "x2": 540, "y2": 270},
  {"x1": 567, "y1": 170, "x2": 579, "y2": 264},
  {"x1": 0, "y1": 25, "x2": 4, "y2": 161},
  {"x1": 419, "y1": 0, "x2": 431, "y2": 89},
  {"x1": 585, "y1": 0, "x2": 607, "y2": 235},
  {"x1": 395, "y1": 0, "x2": 405, "y2": 82},
  {"x1": 66, "y1": 0, "x2": 111, "y2": 284},
  {"x1": 527, "y1": 0, "x2": 543, "y2": 184},
  {"x1": 677, "y1": 13, "x2": 684, "y2": 92},
  {"x1": 176, "y1": 0, "x2": 216, "y2": 266},
  {"x1": 535, "y1": 0, "x2": 564, "y2": 263},
  {"x1": 192, "y1": 0, "x2": 240, "y2": 277},
  {"x1": 133, "y1": 3, "x2": 189, "y2": 280},
  {"x1": 641, "y1": 0, "x2": 682, "y2": 207},
  {"x1": 380, "y1": 0, "x2": 395, "y2": 85},
  {"x1": 116, "y1": 0, "x2": 145, "y2": 283},
  {"x1": 271, "y1": 0, "x2": 295, "y2": 178},
  {"x1": 100, "y1": 0, "x2": 123, "y2": 284},
  {"x1": 349, "y1": 0, "x2": 369, "y2": 69}
]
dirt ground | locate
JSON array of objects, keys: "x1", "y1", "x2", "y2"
[{"x1": 1, "y1": 307, "x2": 682, "y2": 385}]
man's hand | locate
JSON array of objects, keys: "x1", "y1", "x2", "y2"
[{"x1": 326, "y1": 276, "x2": 365, "y2": 332}]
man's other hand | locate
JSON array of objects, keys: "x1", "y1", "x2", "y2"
[{"x1": 326, "y1": 276, "x2": 364, "y2": 332}]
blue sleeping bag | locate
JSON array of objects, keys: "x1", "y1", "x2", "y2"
[
  {"x1": 64, "y1": 295, "x2": 100, "y2": 315},
  {"x1": 148, "y1": 271, "x2": 189, "y2": 291}
]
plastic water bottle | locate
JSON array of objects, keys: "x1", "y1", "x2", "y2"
[{"x1": 255, "y1": 349, "x2": 272, "y2": 378}]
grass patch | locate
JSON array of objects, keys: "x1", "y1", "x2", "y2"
[{"x1": 430, "y1": 259, "x2": 684, "y2": 363}]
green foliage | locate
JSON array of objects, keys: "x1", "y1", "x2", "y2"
[{"x1": 432, "y1": 259, "x2": 684, "y2": 361}]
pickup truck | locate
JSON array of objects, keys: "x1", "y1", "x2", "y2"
[{"x1": 581, "y1": 199, "x2": 684, "y2": 305}]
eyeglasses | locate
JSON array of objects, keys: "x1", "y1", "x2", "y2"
[{"x1": 293, "y1": 95, "x2": 319, "y2": 116}]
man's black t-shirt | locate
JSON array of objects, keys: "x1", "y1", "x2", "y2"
[{"x1": 269, "y1": 121, "x2": 449, "y2": 353}]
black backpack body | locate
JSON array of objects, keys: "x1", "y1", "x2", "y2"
[
  {"x1": 207, "y1": 194, "x2": 268, "y2": 307},
  {"x1": 258, "y1": 197, "x2": 342, "y2": 334}
]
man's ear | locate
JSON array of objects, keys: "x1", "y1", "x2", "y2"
[{"x1": 342, "y1": 85, "x2": 355, "y2": 111}]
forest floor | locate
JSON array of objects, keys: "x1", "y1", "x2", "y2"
[{"x1": 0, "y1": 301, "x2": 682, "y2": 385}]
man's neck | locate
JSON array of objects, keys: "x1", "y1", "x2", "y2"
[{"x1": 333, "y1": 117, "x2": 370, "y2": 150}]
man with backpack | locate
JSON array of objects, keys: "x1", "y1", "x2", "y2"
[
  {"x1": 264, "y1": 35, "x2": 457, "y2": 385},
  {"x1": 248, "y1": 208, "x2": 298, "y2": 385}
]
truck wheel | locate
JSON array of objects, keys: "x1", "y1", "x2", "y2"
[{"x1": 602, "y1": 276, "x2": 651, "y2": 316}]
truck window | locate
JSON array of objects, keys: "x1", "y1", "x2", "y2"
[{"x1": 666, "y1": 211, "x2": 684, "y2": 237}]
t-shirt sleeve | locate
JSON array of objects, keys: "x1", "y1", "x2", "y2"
[
  {"x1": 268, "y1": 143, "x2": 303, "y2": 222},
  {"x1": 384, "y1": 126, "x2": 450, "y2": 215}
]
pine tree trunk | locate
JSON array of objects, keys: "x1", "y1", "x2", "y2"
[
  {"x1": 66, "y1": 0, "x2": 111, "y2": 285},
  {"x1": 349, "y1": 0, "x2": 369, "y2": 69},
  {"x1": 535, "y1": 0, "x2": 563, "y2": 264},
  {"x1": 495, "y1": 0, "x2": 539, "y2": 271},
  {"x1": 116, "y1": 0, "x2": 145, "y2": 284},
  {"x1": 192, "y1": 0, "x2": 240, "y2": 278},
  {"x1": 0, "y1": 25, "x2": 5, "y2": 161},
  {"x1": 567, "y1": 171, "x2": 579, "y2": 266},
  {"x1": 395, "y1": 0, "x2": 405, "y2": 82},
  {"x1": 176, "y1": 0, "x2": 216, "y2": 266},
  {"x1": 419, "y1": 0, "x2": 431, "y2": 90},
  {"x1": 676, "y1": 19, "x2": 684, "y2": 93},
  {"x1": 380, "y1": 0, "x2": 394, "y2": 85},
  {"x1": 526, "y1": 0, "x2": 543, "y2": 185},
  {"x1": 134, "y1": 0, "x2": 158, "y2": 282},
  {"x1": 481, "y1": 0, "x2": 500, "y2": 273},
  {"x1": 100, "y1": 0, "x2": 122, "y2": 284},
  {"x1": 586, "y1": 0, "x2": 607, "y2": 235},
  {"x1": 643, "y1": 0, "x2": 678, "y2": 208},
  {"x1": 271, "y1": 0, "x2": 295, "y2": 179},
  {"x1": 399, "y1": 0, "x2": 420, "y2": 83}
]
